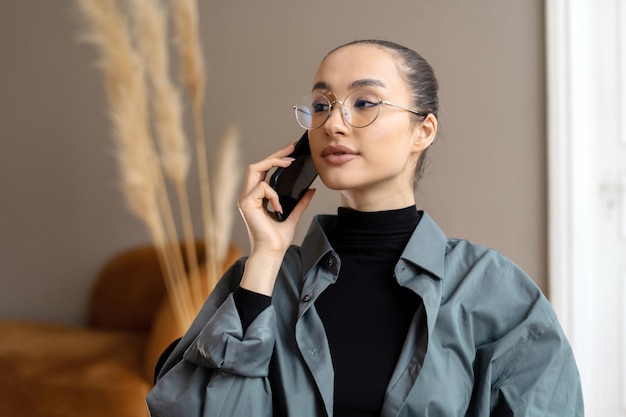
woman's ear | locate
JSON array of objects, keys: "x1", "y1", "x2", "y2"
[{"x1": 412, "y1": 113, "x2": 438, "y2": 152}]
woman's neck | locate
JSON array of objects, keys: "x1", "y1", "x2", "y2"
[{"x1": 339, "y1": 189, "x2": 415, "y2": 212}]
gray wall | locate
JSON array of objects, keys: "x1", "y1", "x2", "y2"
[{"x1": 0, "y1": 0, "x2": 546, "y2": 325}]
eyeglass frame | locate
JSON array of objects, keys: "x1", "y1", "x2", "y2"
[{"x1": 293, "y1": 90, "x2": 429, "y2": 130}]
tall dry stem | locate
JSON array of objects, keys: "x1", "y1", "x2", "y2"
[
  {"x1": 132, "y1": 0, "x2": 204, "y2": 311},
  {"x1": 169, "y1": 0, "x2": 219, "y2": 292},
  {"x1": 211, "y1": 125, "x2": 242, "y2": 270}
]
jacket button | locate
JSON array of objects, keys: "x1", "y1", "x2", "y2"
[
  {"x1": 302, "y1": 294, "x2": 311, "y2": 302},
  {"x1": 327, "y1": 257, "x2": 335, "y2": 268}
]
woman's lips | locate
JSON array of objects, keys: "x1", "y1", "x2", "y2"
[{"x1": 321, "y1": 145, "x2": 359, "y2": 165}]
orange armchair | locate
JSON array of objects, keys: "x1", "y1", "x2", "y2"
[{"x1": 0, "y1": 242, "x2": 240, "y2": 417}]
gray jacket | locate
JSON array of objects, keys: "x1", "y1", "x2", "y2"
[{"x1": 147, "y1": 212, "x2": 584, "y2": 416}]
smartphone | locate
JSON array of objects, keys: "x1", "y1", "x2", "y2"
[{"x1": 269, "y1": 131, "x2": 318, "y2": 221}]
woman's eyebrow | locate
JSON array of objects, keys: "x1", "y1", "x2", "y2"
[
  {"x1": 311, "y1": 79, "x2": 386, "y2": 92},
  {"x1": 312, "y1": 81, "x2": 331, "y2": 91},
  {"x1": 349, "y1": 79, "x2": 386, "y2": 89}
]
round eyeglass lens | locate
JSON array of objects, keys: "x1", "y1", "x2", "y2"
[
  {"x1": 343, "y1": 90, "x2": 380, "y2": 128},
  {"x1": 295, "y1": 94, "x2": 330, "y2": 129}
]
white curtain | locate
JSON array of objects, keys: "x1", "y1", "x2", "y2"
[{"x1": 546, "y1": 0, "x2": 626, "y2": 415}]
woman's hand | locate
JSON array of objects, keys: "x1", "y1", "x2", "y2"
[{"x1": 237, "y1": 142, "x2": 315, "y2": 295}]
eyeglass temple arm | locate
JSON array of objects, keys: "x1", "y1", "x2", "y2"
[{"x1": 380, "y1": 100, "x2": 428, "y2": 117}]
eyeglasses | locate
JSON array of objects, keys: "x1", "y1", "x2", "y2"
[{"x1": 294, "y1": 90, "x2": 427, "y2": 130}]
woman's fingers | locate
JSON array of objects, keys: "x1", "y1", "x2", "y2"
[
  {"x1": 241, "y1": 142, "x2": 296, "y2": 196},
  {"x1": 238, "y1": 180, "x2": 277, "y2": 214}
]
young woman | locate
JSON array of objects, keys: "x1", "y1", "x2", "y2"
[{"x1": 147, "y1": 40, "x2": 583, "y2": 417}]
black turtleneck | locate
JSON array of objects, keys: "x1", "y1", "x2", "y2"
[{"x1": 315, "y1": 206, "x2": 422, "y2": 417}]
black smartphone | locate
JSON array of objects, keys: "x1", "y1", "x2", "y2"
[{"x1": 269, "y1": 131, "x2": 318, "y2": 221}]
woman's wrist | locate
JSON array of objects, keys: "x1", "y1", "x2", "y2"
[{"x1": 239, "y1": 250, "x2": 285, "y2": 296}]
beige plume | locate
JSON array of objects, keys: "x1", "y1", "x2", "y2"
[
  {"x1": 169, "y1": 0, "x2": 218, "y2": 292},
  {"x1": 169, "y1": 0, "x2": 205, "y2": 106},
  {"x1": 74, "y1": 0, "x2": 194, "y2": 329},
  {"x1": 131, "y1": 0, "x2": 204, "y2": 310},
  {"x1": 75, "y1": 0, "x2": 243, "y2": 327}
]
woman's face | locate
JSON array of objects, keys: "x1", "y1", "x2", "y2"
[{"x1": 308, "y1": 44, "x2": 434, "y2": 211}]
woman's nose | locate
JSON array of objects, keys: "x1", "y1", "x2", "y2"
[{"x1": 323, "y1": 102, "x2": 349, "y2": 134}]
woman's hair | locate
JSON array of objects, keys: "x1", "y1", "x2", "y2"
[{"x1": 326, "y1": 40, "x2": 439, "y2": 186}]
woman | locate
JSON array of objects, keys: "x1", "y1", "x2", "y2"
[{"x1": 147, "y1": 40, "x2": 583, "y2": 417}]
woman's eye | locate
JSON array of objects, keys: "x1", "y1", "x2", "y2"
[
  {"x1": 353, "y1": 99, "x2": 378, "y2": 109},
  {"x1": 312, "y1": 103, "x2": 329, "y2": 113}
]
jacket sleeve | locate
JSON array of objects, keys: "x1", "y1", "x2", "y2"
[
  {"x1": 454, "y1": 245, "x2": 585, "y2": 417},
  {"x1": 488, "y1": 311, "x2": 584, "y2": 416},
  {"x1": 146, "y1": 258, "x2": 276, "y2": 417}
]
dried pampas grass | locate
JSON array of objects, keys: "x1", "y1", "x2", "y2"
[
  {"x1": 169, "y1": 0, "x2": 218, "y2": 289},
  {"x1": 168, "y1": 0, "x2": 205, "y2": 107},
  {"x1": 74, "y1": 0, "x2": 240, "y2": 330},
  {"x1": 132, "y1": 0, "x2": 190, "y2": 183},
  {"x1": 74, "y1": 0, "x2": 195, "y2": 329},
  {"x1": 131, "y1": 0, "x2": 204, "y2": 311}
]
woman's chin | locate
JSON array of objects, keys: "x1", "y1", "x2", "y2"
[{"x1": 317, "y1": 174, "x2": 357, "y2": 191}]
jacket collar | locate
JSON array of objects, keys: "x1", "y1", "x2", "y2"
[
  {"x1": 300, "y1": 210, "x2": 447, "y2": 281},
  {"x1": 399, "y1": 211, "x2": 447, "y2": 280},
  {"x1": 301, "y1": 210, "x2": 447, "y2": 341},
  {"x1": 299, "y1": 214, "x2": 337, "y2": 275}
]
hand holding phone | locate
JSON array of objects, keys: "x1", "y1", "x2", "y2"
[{"x1": 269, "y1": 132, "x2": 318, "y2": 221}]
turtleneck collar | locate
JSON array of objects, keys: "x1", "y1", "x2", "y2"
[{"x1": 330, "y1": 205, "x2": 421, "y2": 257}]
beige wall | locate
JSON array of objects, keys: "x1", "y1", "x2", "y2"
[{"x1": 0, "y1": 0, "x2": 546, "y2": 325}]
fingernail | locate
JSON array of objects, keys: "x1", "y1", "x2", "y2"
[{"x1": 281, "y1": 157, "x2": 296, "y2": 162}]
